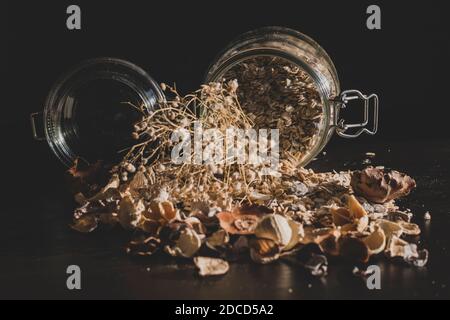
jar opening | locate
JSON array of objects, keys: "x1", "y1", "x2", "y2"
[
  {"x1": 44, "y1": 58, "x2": 163, "y2": 167},
  {"x1": 58, "y1": 78, "x2": 144, "y2": 164}
]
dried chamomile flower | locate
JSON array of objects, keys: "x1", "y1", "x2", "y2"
[{"x1": 194, "y1": 257, "x2": 230, "y2": 277}]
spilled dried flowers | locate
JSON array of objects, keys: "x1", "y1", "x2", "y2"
[{"x1": 69, "y1": 79, "x2": 427, "y2": 277}]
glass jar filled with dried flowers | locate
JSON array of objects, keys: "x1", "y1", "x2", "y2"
[{"x1": 205, "y1": 26, "x2": 379, "y2": 167}]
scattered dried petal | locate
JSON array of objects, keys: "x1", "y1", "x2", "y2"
[
  {"x1": 254, "y1": 214, "x2": 292, "y2": 247},
  {"x1": 351, "y1": 167, "x2": 416, "y2": 203},
  {"x1": 363, "y1": 227, "x2": 386, "y2": 255},
  {"x1": 70, "y1": 215, "x2": 98, "y2": 233},
  {"x1": 194, "y1": 257, "x2": 230, "y2": 276}
]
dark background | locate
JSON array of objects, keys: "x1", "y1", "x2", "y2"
[{"x1": 2, "y1": 0, "x2": 450, "y2": 300}]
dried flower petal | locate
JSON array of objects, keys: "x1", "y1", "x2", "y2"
[
  {"x1": 206, "y1": 229, "x2": 229, "y2": 251},
  {"x1": 126, "y1": 236, "x2": 161, "y2": 256},
  {"x1": 339, "y1": 236, "x2": 370, "y2": 263},
  {"x1": 283, "y1": 220, "x2": 304, "y2": 251},
  {"x1": 254, "y1": 214, "x2": 292, "y2": 247},
  {"x1": 118, "y1": 196, "x2": 145, "y2": 229},
  {"x1": 249, "y1": 238, "x2": 281, "y2": 264},
  {"x1": 363, "y1": 227, "x2": 386, "y2": 255},
  {"x1": 376, "y1": 219, "x2": 403, "y2": 240},
  {"x1": 302, "y1": 254, "x2": 328, "y2": 277},
  {"x1": 346, "y1": 195, "x2": 368, "y2": 219},
  {"x1": 351, "y1": 167, "x2": 416, "y2": 203},
  {"x1": 331, "y1": 207, "x2": 353, "y2": 226},
  {"x1": 165, "y1": 228, "x2": 202, "y2": 258},
  {"x1": 217, "y1": 205, "x2": 271, "y2": 235},
  {"x1": 194, "y1": 257, "x2": 229, "y2": 276},
  {"x1": 71, "y1": 215, "x2": 98, "y2": 233},
  {"x1": 387, "y1": 235, "x2": 418, "y2": 260},
  {"x1": 398, "y1": 221, "x2": 421, "y2": 236}
]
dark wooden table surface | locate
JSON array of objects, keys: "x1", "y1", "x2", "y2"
[{"x1": 1, "y1": 138, "x2": 449, "y2": 300}]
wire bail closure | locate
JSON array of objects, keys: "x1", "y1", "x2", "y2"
[{"x1": 333, "y1": 89, "x2": 379, "y2": 138}]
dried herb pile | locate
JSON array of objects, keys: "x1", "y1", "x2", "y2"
[{"x1": 69, "y1": 76, "x2": 428, "y2": 277}]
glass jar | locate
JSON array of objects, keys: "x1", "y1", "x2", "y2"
[
  {"x1": 31, "y1": 58, "x2": 164, "y2": 166},
  {"x1": 31, "y1": 27, "x2": 378, "y2": 167},
  {"x1": 205, "y1": 26, "x2": 379, "y2": 166}
]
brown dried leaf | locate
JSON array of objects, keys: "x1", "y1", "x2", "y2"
[{"x1": 351, "y1": 167, "x2": 416, "y2": 203}]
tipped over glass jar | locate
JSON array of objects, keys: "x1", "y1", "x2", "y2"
[{"x1": 31, "y1": 27, "x2": 378, "y2": 167}]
